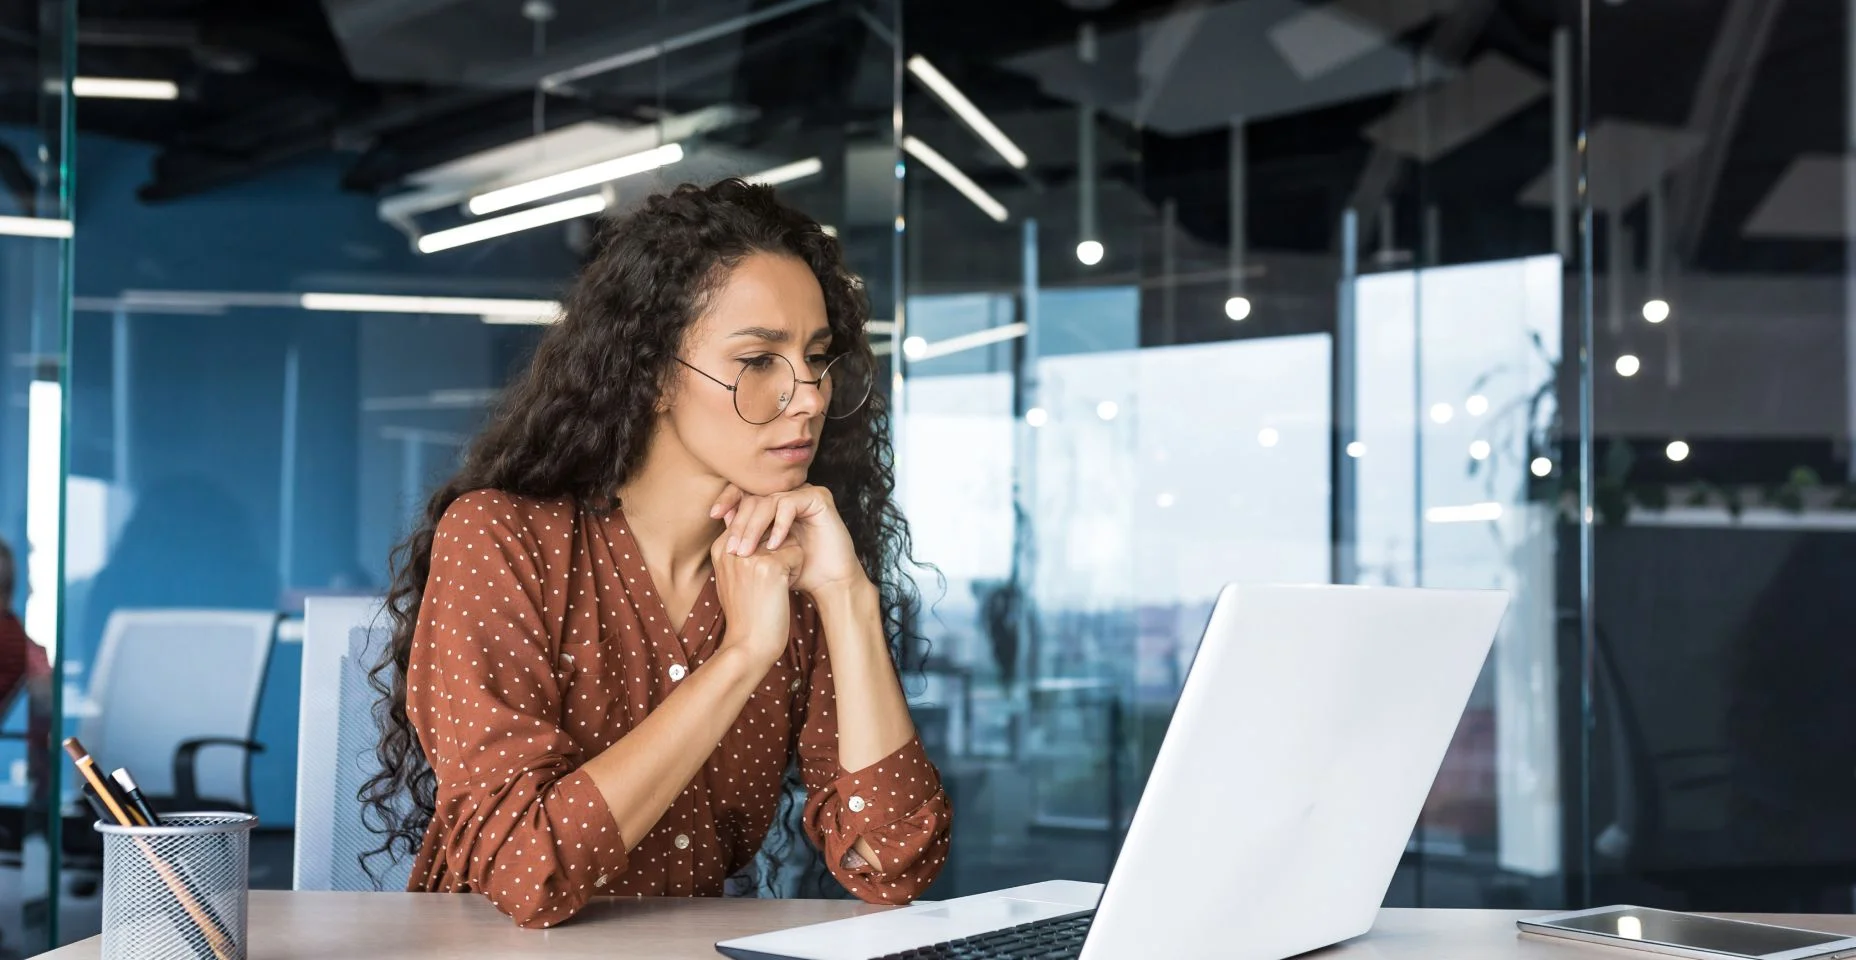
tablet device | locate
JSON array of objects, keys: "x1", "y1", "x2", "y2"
[{"x1": 1519, "y1": 906, "x2": 1856, "y2": 960}]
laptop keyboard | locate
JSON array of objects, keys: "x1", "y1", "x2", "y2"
[{"x1": 872, "y1": 910, "x2": 1094, "y2": 960}]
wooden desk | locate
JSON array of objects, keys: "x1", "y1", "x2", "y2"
[{"x1": 34, "y1": 893, "x2": 1856, "y2": 960}]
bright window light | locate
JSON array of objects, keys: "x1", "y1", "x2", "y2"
[
  {"x1": 1425, "y1": 502, "x2": 1504, "y2": 524},
  {"x1": 420, "y1": 194, "x2": 608, "y2": 254},
  {"x1": 73, "y1": 77, "x2": 178, "y2": 100},
  {"x1": 468, "y1": 143, "x2": 683, "y2": 215},
  {"x1": 1224, "y1": 296, "x2": 1252, "y2": 321},
  {"x1": 906, "y1": 55, "x2": 1029, "y2": 169},
  {"x1": 1076, "y1": 240, "x2": 1104, "y2": 265},
  {"x1": 745, "y1": 156, "x2": 824, "y2": 187},
  {"x1": 901, "y1": 136, "x2": 1008, "y2": 223},
  {"x1": 24, "y1": 381, "x2": 60, "y2": 655},
  {"x1": 300, "y1": 293, "x2": 561, "y2": 319}
]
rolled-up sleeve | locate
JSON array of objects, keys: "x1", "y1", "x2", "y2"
[
  {"x1": 407, "y1": 491, "x2": 627, "y2": 928},
  {"x1": 794, "y1": 622, "x2": 951, "y2": 902}
]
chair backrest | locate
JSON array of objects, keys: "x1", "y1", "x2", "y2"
[
  {"x1": 295, "y1": 596, "x2": 412, "y2": 891},
  {"x1": 77, "y1": 609, "x2": 277, "y2": 805}
]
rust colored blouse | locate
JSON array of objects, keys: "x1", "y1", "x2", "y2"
[{"x1": 405, "y1": 490, "x2": 951, "y2": 928}]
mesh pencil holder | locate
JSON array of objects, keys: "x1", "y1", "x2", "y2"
[{"x1": 96, "y1": 812, "x2": 256, "y2": 960}]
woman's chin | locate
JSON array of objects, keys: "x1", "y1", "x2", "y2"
[{"x1": 732, "y1": 467, "x2": 810, "y2": 497}]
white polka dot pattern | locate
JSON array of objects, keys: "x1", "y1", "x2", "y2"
[{"x1": 404, "y1": 490, "x2": 952, "y2": 929}]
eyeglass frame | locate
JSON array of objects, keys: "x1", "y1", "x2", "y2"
[{"x1": 673, "y1": 352, "x2": 868, "y2": 424}]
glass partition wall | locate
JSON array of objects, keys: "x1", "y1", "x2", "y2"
[
  {"x1": 0, "y1": 0, "x2": 75, "y2": 954},
  {"x1": 896, "y1": 0, "x2": 1581, "y2": 907}
]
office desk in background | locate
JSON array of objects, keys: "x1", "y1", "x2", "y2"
[{"x1": 32, "y1": 893, "x2": 1856, "y2": 959}]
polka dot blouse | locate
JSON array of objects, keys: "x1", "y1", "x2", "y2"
[{"x1": 405, "y1": 489, "x2": 952, "y2": 928}]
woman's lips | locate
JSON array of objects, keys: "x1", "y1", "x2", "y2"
[{"x1": 769, "y1": 440, "x2": 814, "y2": 463}]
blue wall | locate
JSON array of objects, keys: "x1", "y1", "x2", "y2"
[{"x1": 67, "y1": 136, "x2": 574, "y2": 823}]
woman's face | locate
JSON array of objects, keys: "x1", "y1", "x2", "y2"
[{"x1": 664, "y1": 251, "x2": 834, "y2": 496}]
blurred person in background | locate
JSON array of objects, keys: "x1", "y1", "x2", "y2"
[{"x1": 0, "y1": 538, "x2": 52, "y2": 811}]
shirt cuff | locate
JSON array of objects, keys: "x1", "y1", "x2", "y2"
[
  {"x1": 548, "y1": 767, "x2": 628, "y2": 882},
  {"x1": 828, "y1": 737, "x2": 941, "y2": 835}
]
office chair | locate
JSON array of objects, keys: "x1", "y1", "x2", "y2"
[
  {"x1": 77, "y1": 609, "x2": 278, "y2": 811},
  {"x1": 295, "y1": 597, "x2": 412, "y2": 891}
]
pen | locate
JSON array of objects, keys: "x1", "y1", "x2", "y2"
[{"x1": 110, "y1": 769, "x2": 162, "y2": 826}]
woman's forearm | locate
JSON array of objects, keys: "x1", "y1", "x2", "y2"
[
  {"x1": 579, "y1": 645, "x2": 767, "y2": 849},
  {"x1": 811, "y1": 580, "x2": 917, "y2": 776}
]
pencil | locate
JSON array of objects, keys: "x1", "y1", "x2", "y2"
[{"x1": 63, "y1": 739, "x2": 235, "y2": 960}]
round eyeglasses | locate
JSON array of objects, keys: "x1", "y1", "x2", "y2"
[{"x1": 676, "y1": 352, "x2": 873, "y2": 425}]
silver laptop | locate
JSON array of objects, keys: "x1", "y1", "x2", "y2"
[{"x1": 717, "y1": 583, "x2": 1509, "y2": 960}]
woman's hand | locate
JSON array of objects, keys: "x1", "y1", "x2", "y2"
[
  {"x1": 710, "y1": 531, "x2": 804, "y2": 668},
  {"x1": 711, "y1": 484, "x2": 868, "y2": 596}
]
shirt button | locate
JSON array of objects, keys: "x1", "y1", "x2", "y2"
[
  {"x1": 847, "y1": 796, "x2": 866, "y2": 813},
  {"x1": 668, "y1": 664, "x2": 687, "y2": 682},
  {"x1": 674, "y1": 834, "x2": 691, "y2": 850}
]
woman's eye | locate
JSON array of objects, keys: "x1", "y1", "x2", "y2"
[
  {"x1": 807, "y1": 354, "x2": 834, "y2": 368},
  {"x1": 740, "y1": 355, "x2": 777, "y2": 370}
]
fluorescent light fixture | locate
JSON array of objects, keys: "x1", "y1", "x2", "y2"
[
  {"x1": 0, "y1": 215, "x2": 73, "y2": 238},
  {"x1": 300, "y1": 293, "x2": 561, "y2": 320},
  {"x1": 906, "y1": 55, "x2": 1029, "y2": 169},
  {"x1": 24, "y1": 381, "x2": 60, "y2": 655},
  {"x1": 746, "y1": 156, "x2": 824, "y2": 187},
  {"x1": 420, "y1": 194, "x2": 608, "y2": 254},
  {"x1": 904, "y1": 322, "x2": 1028, "y2": 361},
  {"x1": 1425, "y1": 502, "x2": 1504, "y2": 524},
  {"x1": 866, "y1": 320, "x2": 899, "y2": 336},
  {"x1": 72, "y1": 76, "x2": 178, "y2": 100},
  {"x1": 469, "y1": 143, "x2": 683, "y2": 215},
  {"x1": 901, "y1": 136, "x2": 1007, "y2": 223}
]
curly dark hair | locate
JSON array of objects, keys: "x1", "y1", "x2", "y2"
[{"x1": 360, "y1": 179, "x2": 923, "y2": 896}]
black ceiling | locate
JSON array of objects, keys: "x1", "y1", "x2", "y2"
[{"x1": 0, "y1": 0, "x2": 1839, "y2": 276}]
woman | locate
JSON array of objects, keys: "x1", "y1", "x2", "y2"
[{"x1": 364, "y1": 179, "x2": 950, "y2": 928}]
